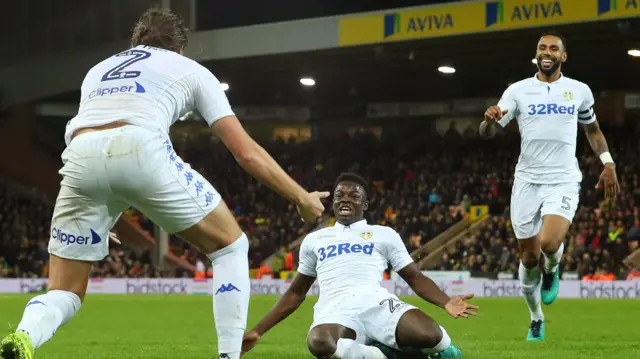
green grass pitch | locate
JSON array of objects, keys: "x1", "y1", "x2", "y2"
[{"x1": 1, "y1": 295, "x2": 639, "y2": 358}]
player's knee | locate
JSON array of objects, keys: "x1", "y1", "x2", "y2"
[
  {"x1": 306, "y1": 333, "x2": 337, "y2": 358},
  {"x1": 178, "y1": 202, "x2": 244, "y2": 254},
  {"x1": 46, "y1": 255, "x2": 91, "y2": 302},
  {"x1": 208, "y1": 233, "x2": 249, "y2": 263},
  {"x1": 521, "y1": 255, "x2": 540, "y2": 269},
  {"x1": 539, "y1": 235, "x2": 562, "y2": 254},
  {"x1": 411, "y1": 324, "x2": 444, "y2": 349}
]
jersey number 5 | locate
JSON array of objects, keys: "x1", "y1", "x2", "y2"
[{"x1": 101, "y1": 49, "x2": 151, "y2": 82}]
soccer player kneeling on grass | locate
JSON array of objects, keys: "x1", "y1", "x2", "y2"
[{"x1": 241, "y1": 173, "x2": 478, "y2": 359}]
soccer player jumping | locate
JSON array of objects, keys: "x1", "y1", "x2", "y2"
[
  {"x1": 1, "y1": 8, "x2": 328, "y2": 359},
  {"x1": 479, "y1": 32, "x2": 620, "y2": 341},
  {"x1": 241, "y1": 173, "x2": 478, "y2": 359}
]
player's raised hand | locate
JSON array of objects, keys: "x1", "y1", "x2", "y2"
[
  {"x1": 596, "y1": 163, "x2": 620, "y2": 202},
  {"x1": 296, "y1": 191, "x2": 330, "y2": 223},
  {"x1": 444, "y1": 294, "x2": 479, "y2": 319},
  {"x1": 241, "y1": 330, "x2": 261, "y2": 355},
  {"x1": 484, "y1": 106, "x2": 508, "y2": 122}
]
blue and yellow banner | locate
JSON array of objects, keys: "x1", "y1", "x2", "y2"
[
  {"x1": 339, "y1": 0, "x2": 639, "y2": 46},
  {"x1": 470, "y1": 205, "x2": 489, "y2": 223}
]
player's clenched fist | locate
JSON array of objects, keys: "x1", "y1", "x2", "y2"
[
  {"x1": 296, "y1": 191, "x2": 330, "y2": 223},
  {"x1": 484, "y1": 105, "x2": 508, "y2": 122}
]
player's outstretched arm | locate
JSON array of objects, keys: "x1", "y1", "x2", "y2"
[
  {"x1": 242, "y1": 273, "x2": 316, "y2": 353},
  {"x1": 397, "y1": 263, "x2": 478, "y2": 318},
  {"x1": 398, "y1": 263, "x2": 451, "y2": 307},
  {"x1": 212, "y1": 117, "x2": 329, "y2": 222},
  {"x1": 193, "y1": 64, "x2": 328, "y2": 222},
  {"x1": 583, "y1": 120, "x2": 620, "y2": 200}
]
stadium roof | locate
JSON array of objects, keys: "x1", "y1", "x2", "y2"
[{"x1": 43, "y1": 19, "x2": 640, "y2": 107}]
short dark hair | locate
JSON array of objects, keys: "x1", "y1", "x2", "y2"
[
  {"x1": 539, "y1": 31, "x2": 567, "y2": 52},
  {"x1": 131, "y1": 8, "x2": 189, "y2": 52},
  {"x1": 334, "y1": 173, "x2": 369, "y2": 198}
]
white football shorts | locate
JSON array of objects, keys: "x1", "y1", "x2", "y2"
[
  {"x1": 510, "y1": 178, "x2": 580, "y2": 239},
  {"x1": 309, "y1": 289, "x2": 417, "y2": 349},
  {"x1": 48, "y1": 125, "x2": 221, "y2": 261}
]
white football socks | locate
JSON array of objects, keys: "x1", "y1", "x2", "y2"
[
  {"x1": 16, "y1": 290, "x2": 81, "y2": 349},
  {"x1": 543, "y1": 242, "x2": 564, "y2": 274},
  {"x1": 334, "y1": 338, "x2": 386, "y2": 359},
  {"x1": 519, "y1": 261, "x2": 544, "y2": 322},
  {"x1": 420, "y1": 326, "x2": 452, "y2": 354},
  {"x1": 207, "y1": 233, "x2": 250, "y2": 359}
]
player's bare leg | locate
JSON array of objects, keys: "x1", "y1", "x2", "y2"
[
  {"x1": 307, "y1": 324, "x2": 356, "y2": 358},
  {"x1": 538, "y1": 214, "x2": 569, "y2": 305},
  {"x1": 371, "y1": 309, "x2": 461, "y2": 359},
  {"x1": 1, "y1": 256, "x2": 89, "y2": 359},
  {"x1": 307, "y1": 324, "x2": 388, "y2": 359},
  {"x1": 518, "y1": 237, "x2": 545, "y2": 341},
  {"x1": 176, "y1": 201, "x2": 249, "y2": 359}
]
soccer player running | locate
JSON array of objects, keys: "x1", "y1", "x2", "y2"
[
  {"x1": 1, "y1": 8, "x2": 329, "y2": 359},
  {"x1": 479, "y1": 32, "x2": 620, "y2": 341},
  {"x1": 241, "y1": 173, "x2": 478, "y2": 359}
]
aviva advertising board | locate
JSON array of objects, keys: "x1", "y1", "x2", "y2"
[{"x1": 339, "y1": 0, "x2": 639, "y2": 46}]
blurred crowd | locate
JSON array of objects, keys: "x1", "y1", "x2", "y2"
[
  {"x1": 432, "y1": 128, "x2": 640, "y2": 279},
  {"x1": 0, "y1": 182, "x2": 51, "y2": 278},
  {"x1": 0, "y1": 181, "x2": 180, "y2": 278},
  {"x1": 1, "y1": 124, "x2": 639, "y2": 280},
  {"x1": 123, "y1": 127, "x2": 507, "y2": 271}
]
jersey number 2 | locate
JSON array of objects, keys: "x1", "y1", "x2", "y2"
[
  {"x1": 101, "y1": 49, "x2": 151, "y2": 82},
  {"x1": 380, "y1": 298, "x2": 403, "y2": 313}
]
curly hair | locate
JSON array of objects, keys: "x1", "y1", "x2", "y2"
[{"x1": 131, "y1": 8, "x2": 189, "y2": 52}]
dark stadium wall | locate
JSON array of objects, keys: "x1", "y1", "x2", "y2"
[{"x1": 595, "y1": 91, "x2": 626, "y2": 126}]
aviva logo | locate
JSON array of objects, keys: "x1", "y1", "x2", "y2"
[
  {"x1": 384, "y1": 13, "x2": 401, "y2": 38},
  {"x1": 485, "y1": 1, "x2": 504, "y2": 27},
  {"x1": 598, "y1": 0, "x2": 638, "y2": 15},
  {"x1": 485, "y1": 1, "x2": 563, "y2": 27},
  {"x1": 383, "y1": 12, "x2": 454, "y2": 38}
]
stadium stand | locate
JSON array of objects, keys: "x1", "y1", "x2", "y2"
[
  {"x1": 3, "y1": 120, "x2": 638, "y2": 280},
  {"x1": 430, "y1": 127, "x2": 640, "y2": 280}
]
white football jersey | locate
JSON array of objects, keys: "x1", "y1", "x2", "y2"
[
  {"x1": 64, "y1": 45, "x2": 233, "y2": 145},
  {"x1": 297, "y1": 220, "x2": 414, "y2": 313},
  {"x1": 497, "y1": 74, "x2": 596, "y2": 184}
]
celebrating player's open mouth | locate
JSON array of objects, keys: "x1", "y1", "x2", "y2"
[
  {"x1": 536, "y1": 55, "x2": 559, "y2": 75},
  {"x1": 337, "y1": 203, "x2": 354, "y2": 217}
]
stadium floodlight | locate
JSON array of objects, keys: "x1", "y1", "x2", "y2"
[
  {"x1": 438, "y1": 66, "x2": 456, "y2": 74},
  {"x1": 220, "y1": 83, "x2": 230, "y2": 91},
  {"x1": 300, "y1": 77, "x2": 316, "y2": 86},
  {"x1": 628, "y1": 49, "x2": 640, "y2": 57},
  {"x1": 531, "y1": 58, "x2": 537, "y2": 64}
]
